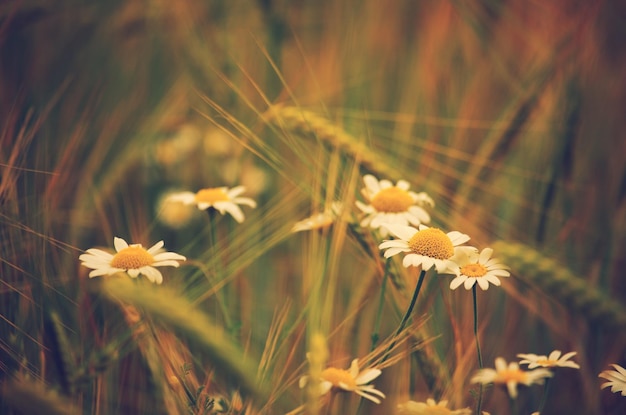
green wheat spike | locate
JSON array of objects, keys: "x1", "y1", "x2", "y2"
[
  {"x1": 492, "y1": 241, "x2": 626, "y2": 329},
  {"x1": 1, "y1": 377, "x2": 78, "y2": 415},
  {"x1": 99, "y1": 277, "x2": 267, "y2": 404},
  {"x1": 265, "y1": 105, "x2": 402, "y2": 180}
]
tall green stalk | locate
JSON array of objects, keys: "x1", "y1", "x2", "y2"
[
  {"x1": 382, "y1": 269, "x2": 426, "y2": 363},
  {"x1": 473, "y1": 285, "x2": 484, "y2": 415}
]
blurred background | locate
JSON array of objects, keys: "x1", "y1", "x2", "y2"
[{"x1": 1, "y1": 0, "x2": 625, "y2": 414}]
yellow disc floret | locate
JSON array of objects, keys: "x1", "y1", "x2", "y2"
[
  {"x1": 460, "y1": 263, "x2": 488, "y2": 278},
  {"x1": 321, "y1": 367, "x2": 357, "y2": 389},
  {"x1": 426, "y1": 406, "x2": 454, "y2": 415},
  {"x1": 195, "y1": 188, "x2": 229, "y2": 204},
  {"x1": 408, "y1": 228, "x2": 454, "y2": 260},
  {"x1": 496, "y1": 369, "x2": 528, "y2": 383},
  {"x1": 111, "y1": 246, "x2": 155, "y2": 269},
  {"x1": 370, "y1": 187, "x2": 414, "y2": 213}
]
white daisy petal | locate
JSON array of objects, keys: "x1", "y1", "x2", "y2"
[
  {"x1": 450, "y1": 276, "x2": 466, "y2": 290},
  {"x1": 114, "y1": 237, "x2": 129, "y2": 252},
  {"x1": 384, "y1": 224, "x2": 418, "y2": 241},
  {"x1": 147, "y1": 240, "x2": 165, "y2": 254}
]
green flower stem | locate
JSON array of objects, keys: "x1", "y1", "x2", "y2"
[
  {"x1": 370, "y1": 259, "x2": 391, "y2": 351},
  {"x1": 206, "y1": 209, "x2": 234, "y2": 333},
  {"x1": 473, "y1": 285, "x2": 484, "y2": 415},
  {"x1": 509, "y1": 395, "x2": 517, "y2": 415},
  {"x1": 382, "y1": 269, "x2": 426, "y2": 363}
]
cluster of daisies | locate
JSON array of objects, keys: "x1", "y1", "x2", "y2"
[
  {"x1": 78, "y1": 175, "x2": 626, "y2": 413},
  {"x1": 291, "y1": 175, "x2": 626, "y2": 412},
  {"x1": 79, "y1": 186, "x2": 256, "y2": 283}
]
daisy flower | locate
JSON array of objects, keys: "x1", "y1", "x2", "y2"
[
  {"x1": 517, "y1": 350, "x2": 580, "y2": 369},
  {"x1": 291, "y1": 202, "x2": 343, "y2": 233},
  {"x1": 599, "y1": 364, "x2": 626, "y2": 396},
  {"x1": 356, "y1": 174, "x2": 433, "y2": 236},
  {"x1": 396, "y1": 398, "x2": 471, "y2": 415},
  {"x1": 379, "y1": 224, "x2": 476, "y2": 274},
  {"x1": 471, "y1": 357, "x2": 552, "y2": 399},
  {"x1": 79, "y1": 237, "x2": 186, "y2": 285},
  {"x1": 449, "y1": 247, "x2": 510, "y2": 290},
  {"x1": 299, "y1": 359, "x2": 386, "y2": 404},
  {"x1": 167, "y1": 186, "x2": 256, "y2": 223}
]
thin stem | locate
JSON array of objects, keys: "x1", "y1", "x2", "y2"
[
  {"x1": 509, "y1": 395, "x2": 517, "y2": 415},
  {"x1": 473, "y1": 285, "x2": 484, "y2": 415},
  {"x1": 537, "y1": 376, "x2": 552, "y2": 413},
  {"x1": 382, "y1": 269, "x2": 426, "y2": 363},
  {"x1": 370, "y1": 259, "x2": 391, "y2": 351},
  {"x1": 206, "y1": 209, "x2": 234, "y2": 333}
]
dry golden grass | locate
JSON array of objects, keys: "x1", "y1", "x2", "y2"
[{"x1": 1, "y1": 0, "x2": 625, "y2": 414}]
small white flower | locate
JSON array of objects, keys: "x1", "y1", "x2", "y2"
[
  {"x1": 292, "y1": 202, "x2": 343, "y2": 233},
  {"x1": 379, "y1": 224, "x2": 476, "y2": 275},
  {"x1": 517, "y1": 350, "x2": 580, "y2": 369},
  {"x1": 449, "y1": 247, "x2": 510, "y2": 290},
  {"x1": 79, "y1": 237, "x2": 186, "y2": 284},
  {"x1": 396, "y1": 398, "x2": 471, "y2": 414},
  {"x1": 299, "y1": 359, "x2": 386, "y2": 404},
  {"x1": 471, "y1": 357, "x2": 553, "y2": 399},
  {"x1": 167, "y1": 186, "x2": 256, "y2": 223},
  {"x1": 356, "y1": 174, "x2": 433, "y2": 236},
  {"x1": 599, "y1": 364, "x2": 626, "y2": 396}
]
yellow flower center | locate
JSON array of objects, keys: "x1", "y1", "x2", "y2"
[
  {"x1": 496, "y1": 369, "x2": 528, "y2": 383},
  {"x1": 321, "y1": 367, "x2": 357, "y2": 389},
  {"x1": 195, "y1": 188, "x2": 229, "y2": 204},
  {"x1": 535, "y1": 359, "x2": 553, "y2": 367},
  {"x1": 460, "y1": 263, "x2": 488, "y2": 278},
  {"x1": 408, "y1": 228, "x2": 454, "y2": 260},
  {"x1": 427, "y1": 406, "x2": 452, "y2": 415},
  {"x1": 111, "y1": 245, "x2": 154, "y2": 269},
  {"x1": 370, "y1": 187, "x2": 414, "y2": 213}
]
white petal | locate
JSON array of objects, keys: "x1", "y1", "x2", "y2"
[
  {"x1": 298, "y1": 376, "x2": 308, "y2": 389},
  {"x1": 382, "y1": 247, "x2": 410, "y2": 258},
  {"x1": 396, "y1": 180, "x2": 410, "y2": 190},
  {"x1": 489, "y1": 269, "x2": 510, "y2": 277},
  {"x1": 479, "y1": 248, "x2": 493, "y2": 263},
  {"x1": 348, "y1": 359, "x2": 360, "y2": 377},
  {"x1": 82, "y1": 248, "x2": 114, "y2": 260},
  {"x1": 152, "y1": 260, "x2": 182, "y2": 268},
  {"x1": 227, "y1": 186, "x2": 247, "y2": 198},
  {"x1": 355, "y1": 368, "x2": 381, "y2": 385},
  {"x1": 153, "y1": 252, "x2": 186, "y2": 262},
  {"x1": 363, "y1": 175, "x2": 380, "y2": 194},
  {"x1": 354, "y1": 389, "x2": 382, "y2": 404},
  {"x1": 167, "y1": 192, "x2": 197, "y2": 205},
  {"x1": 384, "y1": 224, "x2": 418, "y2": 241},
  {"x1": 447, "y1": 231, "x2": 470, "y2": 246},
  {"x1": 141, "y1": 267, "x2": 163, "y2": 284},
  {"x1": 114, "y1": 237, "x2": 129, "y2": 252},
  {"x1": 89, "y1": 267, "x2": 116, "y2": 277},
  {"x1": 476, "y1": 277, "x2": 490, "y2": 290},
  {"x1": 379, "y1": 240, "x2": 409, "y2": 249},
  {"x1": 463, "y1": 278, "x2": 476, "y2": 290},
  {"x1": 355, "y1": 200, "x2": 374, "y2": 213},
  {"x1": 379, "y1": 179, "x2": 393, "y2": 189},
  {"x1": 232, "y1": 197, "x2": 257, "y2": 208},
  {"x1": 449, "y1": 276, "x2": 465, "y2": 290},
  {"x1": 147, "y1": 240, "x2": 165, "y2": 254},
  {"x1": 220, "y1": 203, "x2": 245, "y2": 223},
  {"x1": 484, "y1": 275, "x2": 501, "y2": 286}
]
